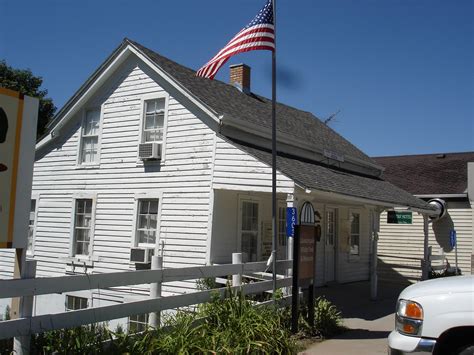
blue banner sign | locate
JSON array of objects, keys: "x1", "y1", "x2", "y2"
[
  {"x1": 450, "y1": 230, "x2": 456, "y2": 248},
  {"x1": 286, "y1": 207, "x2": 297, "y2": 238}
]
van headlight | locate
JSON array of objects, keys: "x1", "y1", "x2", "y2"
[{"x1": 396, "y1": 299, "x2": 423, "y2": 336}]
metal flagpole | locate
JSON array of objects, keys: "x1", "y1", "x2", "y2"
[{"x1": 271, "y1": 0, "x2": 278, "y2": 299}]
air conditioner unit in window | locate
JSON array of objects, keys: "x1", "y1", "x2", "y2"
[
  {"x1": 138, "y1": 142, "x2": 161, "y2": 160},
  {"x1": 130, "y1": 247, "x2": 154, "y2": 264}
]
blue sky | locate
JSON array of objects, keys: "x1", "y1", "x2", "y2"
[{"x1": 1, "y1": 0, "x2": 472, "y2": 156}]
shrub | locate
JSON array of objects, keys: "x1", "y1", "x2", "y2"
[{"x1": 313, "y1": 296, "x2": 343, "y2": 337}]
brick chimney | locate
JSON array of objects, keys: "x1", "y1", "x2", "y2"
[{"x1": 229, "y1": 64, "x2": 251, "y2": 93}]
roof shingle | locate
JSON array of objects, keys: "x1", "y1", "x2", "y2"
[
  {"x1": 128, "y1": 39, "x2": 375, "y2": 165},
  {"x1": 374, "y1": 152, "x2": 474, "y2": 195}
]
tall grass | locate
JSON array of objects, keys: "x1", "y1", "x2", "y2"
[{"x1": 12, "y1": 292, "x2": 343, "y2": 354}]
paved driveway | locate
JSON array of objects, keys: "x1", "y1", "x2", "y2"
[{"x1": 302, "y1": 281, "x2": 405, "y2": 355}]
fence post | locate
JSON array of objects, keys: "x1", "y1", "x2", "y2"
[
  {"x1": 232, "y1": 253, "x2": 242, "y2": 289},
  {"x1": 148, "y1": 255, "x2": 163, "y2": 328},
  {"x1": 13, "y1": 259, "x2": 37, "y2": 355}
]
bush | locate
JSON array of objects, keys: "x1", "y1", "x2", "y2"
[
  {"x1": 313, "y1": 296, "x2": 343, "y2": 337},
  {"x1": 27, "y1": 291, "x2": 297, "y2": 354},
  {"x1": 32, "y1": 323, "x2": 111, "y2": 354},
  {"x1": 293, "y1": 295, "x2": 344, "y2": 339}
]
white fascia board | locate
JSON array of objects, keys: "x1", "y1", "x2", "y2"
[
  {"x1": 297, "y1": 186, "x2": 435, "y2": 214},
  {"x1": 36, "y1": 47, "x2": 131, "y2": 150},
  {"x1": 220, "y1": 114, "x2": 384, "y2": 174},
  {"x1": 127, "y1": 45, "x2": 221, "y2": 125}
]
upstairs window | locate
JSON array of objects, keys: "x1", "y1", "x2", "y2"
[
  {"x1": 143, "y1": 99, "x2": 165, "y2": 143},
  {"x1": 73, "y1": 199, "x2": 93, "y2": 256},
  {"x1": 136, "y1": 199, "x2": 159, "y2": 246},
  {"x1": 80, "y1": 109, "x2": 100, "y2": 164}
]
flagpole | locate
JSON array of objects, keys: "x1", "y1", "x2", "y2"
[{"x1": 271, "y1": 0, "x2": 277, "y2": 299}]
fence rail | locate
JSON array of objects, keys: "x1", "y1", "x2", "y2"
[{"x1": 0, "y1": 256, "x2": 292, "y2": 341}]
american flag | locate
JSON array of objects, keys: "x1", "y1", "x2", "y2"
[{"x1": 196, "y1": 0, "x2": 275, "y2": 79}]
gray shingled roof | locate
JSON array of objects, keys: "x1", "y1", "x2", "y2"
[
  {"x1": 231, "y1": 140, "x2": 433, "y2": 210},
  {"x1": 374, "y1": 152, "x2": 474, "y2": 196},
  {"x1": 127, "y1": 39, "x2": 374, "y2": 165},
  {"x1": 127, "y1": 40, "x2": 433, "y2": 210}
]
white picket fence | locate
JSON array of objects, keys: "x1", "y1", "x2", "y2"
[{"x1": 0, "y1": 255, "x2": 292, "y2": 341}]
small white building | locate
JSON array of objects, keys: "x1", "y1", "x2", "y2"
[
  {"x1": 375, "y1": 153, "x2": 474, "y2": 285},
  {"x1": 0, "y1": 39, "x2": 434, "y2": 327}
]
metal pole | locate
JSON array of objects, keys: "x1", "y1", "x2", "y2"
[
  {"x1": 370, "y1": 210, "x2": 380, "y2": 300},
  {"x1": 148, "y1": 255, "x2": 163, "y2": 328},
  {"x1": 271, "y1": 0, "x2": 278, "y2": 299},
  {"x1": 291, "y1": 226, "x2": 300, "y2": 334}
]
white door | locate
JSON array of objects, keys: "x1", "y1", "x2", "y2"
[{"x1": 324, "y1": 208, "x2": 336, "y2": 282}]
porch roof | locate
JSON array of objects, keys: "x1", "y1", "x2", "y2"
[{"x1": 232, "y1": 140, "x2": 434, "y2": 211}]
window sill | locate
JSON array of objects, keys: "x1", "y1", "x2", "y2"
[
  {"x1": 75, "y1": 164, "x2": 100, "y2": 170},
  {"x1": 135, "y1": 159, "x2": 164, "y2": 167}
]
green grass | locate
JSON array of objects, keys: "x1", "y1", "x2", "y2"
[{"x1": 4, "y1": 290, "x2": 344, "y2": 354}]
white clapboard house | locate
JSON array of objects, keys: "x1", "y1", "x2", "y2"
[
  {"x1": 375, "y1": 152, "x2": 474, "y2": 285},
  {"x1": 0, "y1": 39, "x2": 435, "y2": 326}
]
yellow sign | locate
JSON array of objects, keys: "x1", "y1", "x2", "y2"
[{"x1": 0, "y1": 88, "x2": 38, "y2": 248}]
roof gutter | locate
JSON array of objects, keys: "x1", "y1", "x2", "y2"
[{"x1": 298, "y1": 186, "x2": 436, "y2": 214}]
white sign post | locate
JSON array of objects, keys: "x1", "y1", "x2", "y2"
[
  {"x1": 0, "y1": 88, "x2": 38, "y2": 354},
  {"x1": 0, "y1": 88, "x2": 38, "y2": 249}
]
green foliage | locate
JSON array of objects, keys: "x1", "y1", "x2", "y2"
[
  {"x1": 313, "y1": 296, "x2": 343, "y2": 337},
  {"x1": 26, "y1": 291, "x2": 297, "y2": 354},
  {"x1": 196, "y1": 277, "x2": 218, "y2": 291},
  {"x1": 0, "y1": 60, "x2": 56, "y2": 138},
  {"x1": 16, "y1": 292, "x2": 344, "y2": 353},
  {"x1": 293, "y1": 296, "x2": 344, "y2": 339},
  {"x1": 32, "y1": 323, "x2": 111, "y2": 354}
]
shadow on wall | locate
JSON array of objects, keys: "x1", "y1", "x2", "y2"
[
  {"x1": 432, "y1": 213, "x2": 455, "y2": 253},
  {"x1": 377, "y1": 258, "x2": 419, "y2": 287}
]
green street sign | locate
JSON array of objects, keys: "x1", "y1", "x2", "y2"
[{"x1": 387, "y1": 211, "x2": 412, "y2": 224}]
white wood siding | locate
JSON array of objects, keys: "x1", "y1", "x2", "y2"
[
  {"x1": 213, "y1": 136, "x2": 294, "y2": 193},
  {"x1": 0, "y1": 57, "x2": 215, "y2": 300},
  {"x1": 378, "y1": 201, "x2": 473, "y2": 284}
]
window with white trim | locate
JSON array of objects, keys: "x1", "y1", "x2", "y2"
[
  {"x1": 142, "y1": 99, "x2": 165, "y2": 143},
  {"x1": 66, "y1": 295, "x2": 88, "y2": 311},
  {"x1": 350, "y1": 212, "x2": 360, "y2": 255},
  {"x1": 129, "y1": 313, "x2": 149, "y2": 333},
  {"x1": 79, "y1": 109, "x2": 100, "y2": 164},
  {"x1": 136, "y1": 199, "x2": 159, "y2": 246},
  {"x1": 278, "y1": 206, "x2": 286, "y2": 248},
  {"x1": 73, "y1": 199, "x2": 93, "y2": 256},
  {"x1": 27, "y1": 199, "x2": 37, "y2": 253}
]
